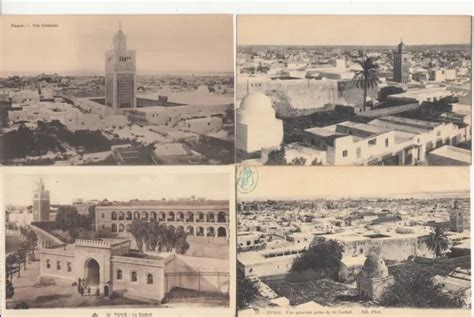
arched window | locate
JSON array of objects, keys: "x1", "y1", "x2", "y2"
[
  {"x1": 207, "y1": 212, "x2": 215, "y2": 223},
  {"x1": 151, "y1": 212, "x2": 157, "y2": 220},
  {"x1": 197, "y1": 212, "x2": 205, "y2": 222},
  {"x1": 131, "y1": 271, "x2": 138, "y2": 282},
  {"x1": 118, "y1": 223, "x2": 125, "y2": 232},
  {"x1": 111, "y1": 223, "x2": 118, "y2": 232},
  {"x1": 217, "y1": 227, "x2": 227, "y2": 238},
  {"x1": 207, "y1": 226, "x2": 216, "y2": 237},
  {"x1": 134, "y1": 212, "x2": 140, "y2": 219},
  {"x1": 147, "y1": 273, "x2": 154, "y2": 285},
  {"x1": 46, "y1": 259, "x2": 51, "y2": 268},
  {"x1": 126, "y1": 211, "x2": 132, "y2": 220},
  {"x1": 118, "y1": 212, "x2": 125, "y2": 220},
  {"x1": 117, "y1": 269, "x2": 123, "y2": 280},
  {"x1": 186, "y1": 212, "x2": 194, "y2": 222},
  {"x1": 217, "y1": 211, "x2": 227, "y2": 223},
  {"x1": 57, "y1": 261, "x2": 61, "y2": 270},
  {"x1": 67, "y1": 262, "x2": 72, "y2": 272},
  {"x1": 111, "y1": 211, "x2": 117, "y2": 220}
]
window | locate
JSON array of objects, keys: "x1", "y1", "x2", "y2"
[
  {"x1": 147, "y1": 274, "x2": 154, "y2": 285},
  {"x1": 111, "y1": 211, "x2": 117, "y2": 220},
  {"x1": 57, "y1": 261, "x2": 61, "y2": 270},
  {"x1": 117, "y1": 269, "x2": 123, "y2": 280},
  {"x1": 46, "y1": 259, "x2": 51, "y2": 268},
  {"x1": 385, "y1": 138, "x2": 389, "y2": 147},
  {"x1": 356, "y1": 147, "x2": 362, "y2": 159},
  {"x1": 368, "y1": 139, "x2": 377, "y2": 146},
  {"x1": 342, "y1": 150, "x2": 348, "y2": 157},
  {"x1": 102, "y1": 213, "x2": 105, "y2": 218},
  {"x1": 131, "y1": 271, "x2": 138, "y2": 283},
  {"x1": 67, "y1": 262, "x2": 72, "y2": 272}
]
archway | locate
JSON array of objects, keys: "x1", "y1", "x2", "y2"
[
  {"x1": 217, "y1": 227, "x2": 227, "y2": 238},
  {"x1": 85, "y1": 259, "x2": 100, "y2": 286}
]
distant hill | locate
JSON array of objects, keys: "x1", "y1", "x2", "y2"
[{"x1": 239, "y1": 44, "x2": 471, "y2": 52}]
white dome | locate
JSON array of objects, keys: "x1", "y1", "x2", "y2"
[{"x1": 239, "y1": 92, "x2": 273, "y2": 114}]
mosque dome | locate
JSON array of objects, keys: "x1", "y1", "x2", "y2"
[
  {"x1": 239, "y1": 92, "x2": 274, "y2": 116},
  {"x1": 360, "y1": 253, "x2": 389, "y2": 279}
]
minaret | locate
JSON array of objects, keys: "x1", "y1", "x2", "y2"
[
  {"x1": 105, "y1": 22, "x2": 136, "y2": 114},
  {"x1": 449, "y1": 198, "x2": 464, "y2": 233},
  {"x1": 33, "y1": 178, "x2": 50, "y2": 222},
  {"x1": 393, "y1": 38, "x2": 410, "y2": 83}
]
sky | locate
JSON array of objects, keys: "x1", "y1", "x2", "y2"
[
  {"x1": 238, "y1": 15, "x2": 471, "y2": 46},
  {"x1": 238, "y1": 166, "x2": 470, "y2": 200},
  {"x1": 1, "y1": 15, "x2": 233, "y2": 76},
  {"x1": 5, "y1": 170, "x2": 230, "y2": 205}
]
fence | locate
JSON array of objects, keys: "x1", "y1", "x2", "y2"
[{"x1": 165, "y1": 271, "x2": 230, "y2": 295}]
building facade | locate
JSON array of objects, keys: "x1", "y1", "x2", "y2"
[
  {"x1": 95, "y1": 202, "x2": 230, "y2": 240},
  {"x1": 105, "y1": 23, "x2": 136, "y2": 114}
]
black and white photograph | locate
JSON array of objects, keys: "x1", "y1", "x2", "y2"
[
  {"x1": 237, "y1": 166, "x2": 470, "y2": 315},
  {"x1": 236, "y1": 16, "x2": 471, "y2": 166},
  {"x1": 4, "y1": 166, "x2": 234, "y2": 313},
  {"x1": 0, "y1": 15, "x2": 234, "y2": 165}
]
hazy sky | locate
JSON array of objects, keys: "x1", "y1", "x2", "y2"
[
  {"x1": 238, "y1": 166, "x2": 469, "y2": 200},
  {"x1": 5, "y1": 170, "x2": 230, "y2": 205},
  {"x1": 238, "y1": 15, "x2": 471, "y2": 46},
  {"x1": 1, "y1": 15, "x2": 233, "y2": 76}
]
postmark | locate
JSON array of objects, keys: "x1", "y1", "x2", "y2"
[{"x1": 237, "y1": 166, "x2": 259, "y2": 194}]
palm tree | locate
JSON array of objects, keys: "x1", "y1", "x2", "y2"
[
  {"x1": 352, "y1": 56, "x2": 380, "y2": 111},
  {"x1": 423, "y1": 227, "x2": 450, "y2": 259}
]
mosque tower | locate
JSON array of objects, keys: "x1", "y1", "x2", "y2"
[
  {"x1": 105, "y1": 22, "x2": 136, "y2": 114},
  {"x1": 392, "y1": 39, "x2": 410, "y2": 83},
  {"x1": 33, "y1": 178, "x2": 50, "y2": 222}
]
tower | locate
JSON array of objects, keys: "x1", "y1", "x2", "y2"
[
  {"x1": 393, "y1": 39, "x2": 410, "y2": 83},
  {"x1": 449, "y1": 198, "x2": 464, "y2": 233},
  {"x1": 33, "y1": 178, "x2": 50, "y2": 222},
  {"x1": 105, "y1": 22, "x2": 136, "y2": 114}
]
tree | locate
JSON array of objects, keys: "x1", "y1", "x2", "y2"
[
  {"x1": 6, "y1": 280, "x2": 14, "y2": 299},
  {"x1": 266, "y1": 145, "x2": 287, "y2": 165},
  {"x1": 423, "y1": 226, "x2": 449, "y2": 259},
  {"x1": 55, "y1": 207, "x2": 92, "y2": 242},
  {"x1": 128, "y1": 219, "x2": 148, "y2": 252},
  {"x1": 174, "y1": 227, "x2": 190, "y2": 254},
  {"x1": 290, "y1": 238, "x2": 344, "y2": 280},
  {"x1": 352, "y1": 56, "x2": 380, "y2": 111},
  {"x1": 379, "y1": 270, "x2": 463, "y2": 308},
  {"x1": 289, "y1": 156, "x2": 307, "y2": 165},
  {"x1": 19, "y1": 226, "x2": 37, "y2": 256},
  {"x1": 237, "y1": 270, "x2": 259, "y2": 310},
  {"x1": 16, "y1": 248, "x2": 27, "y2": 270}
]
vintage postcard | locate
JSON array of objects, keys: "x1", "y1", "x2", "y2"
[
  {"x1": 0, "y1": 15, "x2": 234, "y2": 165},
  {"x1": 236, "y1": 16, "x2": 472, "y2": 166},
  {"x1": 2, "y1": 166, "x2": 236, "y2": 317},
  {"x1": 237, "y1": 166, "x2": 470, "y2": 316}
]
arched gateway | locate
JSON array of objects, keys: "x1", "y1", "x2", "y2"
[{"x1": 85, "y1": 258, "x2": 100, "y2": 286}]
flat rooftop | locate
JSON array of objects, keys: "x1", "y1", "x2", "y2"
[{"x1": 429, "y1": 145, "x2": 471, "y2": 164}]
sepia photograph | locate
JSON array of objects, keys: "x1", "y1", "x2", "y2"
[
  {"x1": 237, "y1": 166, "x2": 470, "y2": 315},
  {"x1": 236, "y1": 16, "x2": 472, "y2": 166},
  {"x1": 3, "y1": 166, "x2": 234, "y2": 313},
  {"x1": 0, "y1": 15, "x2": 234, "y2": 166}
]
